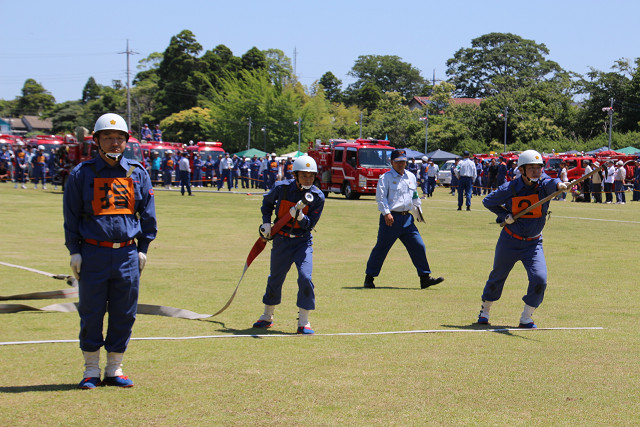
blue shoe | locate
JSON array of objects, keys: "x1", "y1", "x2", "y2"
[
  {"x1": 519, "y1": 322, "x2": 537, "y2": 329},
  {"x1": 78, "y1": 377, "x2": 101, "y2": 389},
  {"x1": 252, "y1": 319, "x2": 273, "y2": 328},
  {"x1": 477, "y1": 316, "x2": 489, "y2": 325},
  {"x1": 102, "y1": 375, "x2": 134, "y2": 387},
  {"x1": 297, "y1": 326, "x2": 314, "y2": 335}
]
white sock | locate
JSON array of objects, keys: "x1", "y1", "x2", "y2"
[
  {"x1": 259, "y1": 305, "x2": 275, "y2": 321},
  {"x1": 298, "y1": 308, "x2": 311, "y2": 328},
  {"x1": 82, "y1": 350, "x2": 101, "y2": 378},
  {"x1": 480, "y1": 300, "x2": 493, "y2": 319},
  {"x1": 105, "y1": 352, "x2": 125, "y2": 377},
  {"x1": 520, "y1": 304, "x2": 536, "y2": 324}
]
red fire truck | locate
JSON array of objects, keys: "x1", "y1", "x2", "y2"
[
  {"x1": 543, "y1": 153, "x2": 596, "y2": 181},
  {"x1": 185, "y1": 141, "x2": 225, "y2": 164},
  {"x1": 33, "y1": 134, "x2": 144, "y2": 188},
  {"x1": 186, "y1": 141, "x2": 225, "y2": 185},
  {"x1": 307, "y1": 138, "x2": 394, "y2": 199}
]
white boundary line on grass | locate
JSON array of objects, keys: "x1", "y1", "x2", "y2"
[
  {"x1": 0, "y1": 327, "x2": 604, "y2": 346},
  {"x1": 552, "y1": 215, "x2": 640, "y2": 224}
]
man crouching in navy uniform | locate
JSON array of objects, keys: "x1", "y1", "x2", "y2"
[
  {"x1": 252, "y1": 155, "x2": 325, "y2": 334},
  {"x1": 64, "y1": 113, "x2": 157, "y2": 389},
  {"x1": 477, "y1": 150, "x2": 567, "y2": 328}
]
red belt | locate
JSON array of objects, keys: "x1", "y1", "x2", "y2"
[
  {"x1": 391, "y1": 211, "x2": 410, "y2": 215},
  {"x1": 503, "y1": 227, "x2": 540, "y2": 241},
  {"x1": 277, "y1": 231, "x2": 304, "y2": 238},
  {"x1": 84, "y1": 238, "x2": 135, "y2": 249}
]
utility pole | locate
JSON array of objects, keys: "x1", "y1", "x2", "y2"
[
  {"x1": 119, "y1": 40, "x2": 138, "y2": 129},
  {"x1": 420, "y1": 107, "x2": 429, "y2": 155},
  {"x1": 502, "y1": 107, "x2": 508, "y2": 152},
  {"x1": 295, "y1": 118, "x2": 302, "y2": 152},
  {"x1": 358, "y1": 112, "x2": 363, "y2": 138},
  {"x1": 603, "y1": 98, "x2": 614, "y2": 150},
  {"x1": 261, "y1": 127, "x2": 267, "y2": 153},
  {"x1": 293, "y1": 47, "x2": 297, "y2": 82},
  {"x1": 247, "y1": 117, "x2": 252, "y2": 150}
]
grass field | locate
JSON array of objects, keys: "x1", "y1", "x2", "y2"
[{"x1": 1, "y1": 182, "x2": 639, "y2": 426}]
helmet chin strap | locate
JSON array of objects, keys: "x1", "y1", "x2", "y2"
[
  {"x1": 98, "y1": 142, "x2": 122, "y2": 161},
  {"x1": 294, "y1": 172, "x2": 311, "y2": 190}
]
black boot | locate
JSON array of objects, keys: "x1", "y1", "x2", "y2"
[
  {"x1": 363, "y1": 274, "x2": 375, "y2": 289},
  {"x1": 420, "y1": 275, "x2": 445, "y2": 289}
]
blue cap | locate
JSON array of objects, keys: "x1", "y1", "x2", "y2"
[{"x1": 391, "y1": 149, "x2": 407, "y2": 162}]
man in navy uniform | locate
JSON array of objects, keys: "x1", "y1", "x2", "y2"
[
  {"x1": 363, "y1": 149, "x2": 444, "y2": 290},
  {"x1": 252, "y1": 155, "x2": 325, "y2": 334},
  {"x1": 478, "y1": 150, "x2": 567, "y2": 328},
  {"x1": 140, "y1": 124, "x2": 152, "y2": 141},
  {"x1": 64, "y1": 113, "x2": 157, "y2": 389}
]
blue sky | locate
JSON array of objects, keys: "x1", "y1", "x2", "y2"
[{"x1": 1, "y1": 0, "x2": 638, "y2": 103}]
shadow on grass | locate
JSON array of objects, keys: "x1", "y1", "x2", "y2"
[
  {"x1": 0, "y1": 383, "x2": 77, "y2": 393},
  {"x1": 202, "y1": 319, "x2": 297, "y2": 337},
  {"x1": 440, "y1": 323, "x2": 537, "y2": 340},
  {"x1": 342, "y1": 285, "x2": 429, "y2": 290}
]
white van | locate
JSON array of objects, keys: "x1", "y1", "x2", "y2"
[{"x1": 437, "y1": 160, "x2": 455, "y2": 186}]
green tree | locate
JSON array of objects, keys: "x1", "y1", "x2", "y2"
[
  {"x1": 131, "y1": 53, "x2": 162, "y2": 132},
  {"x1": 446, "y1": 32, "x2": 565, "y2": 98},
  {"x1": 83, "y1": 86, "x2": 127, "y2": 124},
  {"x1": 325, "y1": 102, "x2": 362, "y2": 140},
  {"x1": 346, "y1": 55, "x2": 425, "y2": 104},
  {"x1": 154, "y1": 30, "x2": 206, "y2": 118},
  {"x1": 353, "y1": 82, "x2": 382, "y2": 113},
  {"x1": 15, "y1": 79, "x2": 55, "y2": 115},
  {"x1": 160, "y1": 107, "x2": 214, "y2": 142},
  {"x1": 201, "y1": 44, "x2": 242, "y2": 92},
  {"x1": 241, "y1": 47, "x2": 267, "y2": 71},
  {"x1": 47, "y1": 101, "x2": 87, "y2": 134},
  {"x1": 263, "y1": 48, "x2": 293, "y2": 87},
  {"x1": 366, "y1": 92, "x2": 423, "y2": 147},
  {"x1": 207, "y1": 69, "x2": 304, "y2": 153},
  {"x1": 81, "y1": 77, "x2": 101, "y2": 104},
  {"x1": 0, "y1": 99, "x2": 16, "y2": 117},
  {"x1": 318, "y1": 71, "x2": 342, "y2": 103},
  {"x1": 574, "y1": 58, "x2": 640, "y2": 139}
]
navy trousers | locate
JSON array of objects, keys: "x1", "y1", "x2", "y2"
[
  {"x1": 263, "y1": 234, "x2": 315, "y2": 310},
  {"x1": 457, "y1": 176, "x2": 473, "y2": 207},
  {"x1": 365, "y1": 213, "x2": 431, "y2": 277},
  {"x1": 482, "y1": 230, "x2": 547, "y2": 308},
  {"x1": 78, "y1": 244, "x2": 139, "y2": 353}
]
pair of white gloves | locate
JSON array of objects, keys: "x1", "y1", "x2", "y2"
[
  {"x1": 70, "y1": 252, "x2": 147, "y2": 280},
  {"x1": 259, "y1": 201, "x2": 306, "y2": 240}
]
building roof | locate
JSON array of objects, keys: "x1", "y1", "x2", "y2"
[
  {"x1": 1, "y1": 117, "x2": 27, "y2": 131},
  {"x1": 22, "y1": 115, "x2": 53, "y2": 131}
]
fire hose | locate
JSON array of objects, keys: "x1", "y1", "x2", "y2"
[{"x1": 1, "y1": 193, "x2": 315, "y2": 320}]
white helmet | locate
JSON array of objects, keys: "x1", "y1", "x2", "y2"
[
  {"x1": 517, "y1": 150, "x2": 543, "y2": 168},
  {"x1": 271, "y1": 152, "x2": 277, "y2": 157},
  {"x1": 37, "y1": 145, "x2": 45, "y2": 150},
  {"x1": 94, "y1": 113, "x2": 129, "y2": 140},
  {"x1": 292, "y1": 155, "x2": 318, "y2": 173},
  {"x1": 422, "y1": 156, "x2": 428, "y2": 162}
]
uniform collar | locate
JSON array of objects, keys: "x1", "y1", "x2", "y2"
[{"x1": 390, "y1": 167, "x2": 405, "y2": 178}]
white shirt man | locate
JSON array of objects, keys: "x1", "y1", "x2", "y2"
[{"x1": 178, "y1": 155, "x2": 191, "y2": 173}]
